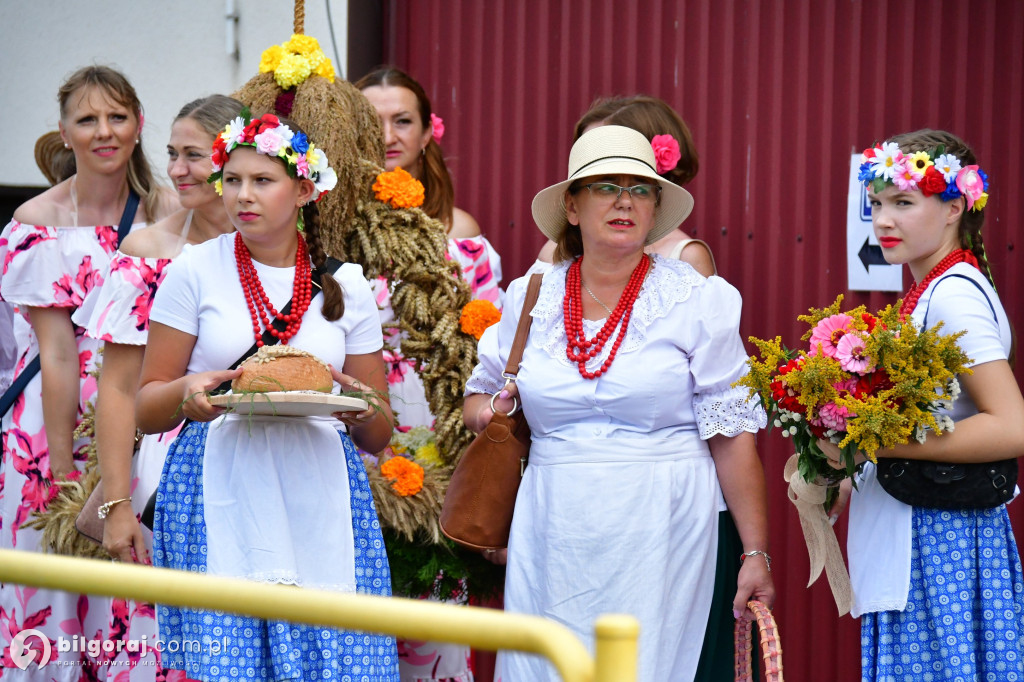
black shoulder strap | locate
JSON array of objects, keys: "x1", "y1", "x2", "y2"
[
  {"x1": 922, "y1": 273, "x2": 997, "y2": 329},
  {"x1": 1, "y1": 190, "x2": 143, "y2": 417},
  {"x1": 117, "y1": 190, "x2": 140, "y2": 247},
  {"x1": 209, "y1": 256, "x2": 344, "y2": 394},
  {"x1": 0, "y1": 356, "x2": 39, "y2": 417}
]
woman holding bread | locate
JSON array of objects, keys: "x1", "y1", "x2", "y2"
[{"x1": 136, "y1": 112, "x2": 399, "y2": 681}]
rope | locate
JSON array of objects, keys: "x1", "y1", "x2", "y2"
[
  {"x1": 293, "y1": 0, "x2": 305, "y2": 34},
  {"x1": 783, "y1": 454, "x2": 853, "y2": 615}
]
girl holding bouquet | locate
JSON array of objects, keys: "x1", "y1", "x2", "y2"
[{"x1": 829, "y1": 129, "x2": 1024, "y2": 680}]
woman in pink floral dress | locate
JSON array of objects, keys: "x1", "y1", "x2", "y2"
[
  {"x1": 0, "y1": 66, "x2": 176, "y2": 680},
  {"x1": 68, "y1": 94, "x2": 243, "y2": 681},
  {"x1": 357, "y1": 67, "x2": 503, "y2": 682}
]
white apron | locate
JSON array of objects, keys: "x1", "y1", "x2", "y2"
[{"x1": 498, "y1": 435, "x2": 721, "y2": 682}]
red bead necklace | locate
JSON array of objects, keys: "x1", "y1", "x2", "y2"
[
  {"x1": 899, "y1": 248, "x2": 979, "y2": 318},
  {"x1": 564, "y1": 254, "x2": 650, "y2": 380},
  {"x1": 234, "y1": 232, "x2": 312, "y2": 346}
]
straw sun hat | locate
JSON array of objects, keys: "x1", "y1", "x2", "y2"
[{"x1": 531, "y1": 125, "x2": 694, "y2": 245}]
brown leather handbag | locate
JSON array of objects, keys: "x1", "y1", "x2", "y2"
[{"x1": 440, "y1": 273, "x2": 542, "y2": 552}]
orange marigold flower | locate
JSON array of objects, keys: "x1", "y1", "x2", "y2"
[
  {"x1": 460, "y1": 299, "x2": 501, "y2": 340},
  {"x1": 380, "y1": 455, "x2": 424, "y2": 496},
  {"x1": 372, "y1": 167, "x2": 425, "y2": 209}
]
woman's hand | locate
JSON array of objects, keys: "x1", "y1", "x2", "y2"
[
  {"x1": 734, "y1": 554, "x2": 775, "y2": 620},
  {"x1": 103, "y1": 502, "x2": 149, "y2": 564},
  {"x1": 465, "y1": 382, "x2": 520, "y2": 433},
  {"x1": 817, "y1": 438, "x2": 868, "y2": 470},
  {"x1": 332, "y1": 354, "x2": 393, "y2": 454},
  {"x1": 332, "y1": 368, "x2": 385, "y2": 431},
  {"x1": 179, "y1": 368, "x2": 242, "y2": 422},
  {"x1": 827, "y1": 477, "x2": 853, "y2": 525},
  {"x1": 49, "y1": 458, "x2": 76, "y2": 482},
  {"x1": 482, "y1": 548, "x2": 508, "y2": 565},
  {"x1": 817, "y1": 438, "x2": 844, "y2": 469}
]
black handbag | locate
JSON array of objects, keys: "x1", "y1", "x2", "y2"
[
  {"x1": 877, "y1": 273, "x2": 1017, "y2": 509},
  {"x1": 877, "y1": 458, "x2": 1017, "y2": 509}
]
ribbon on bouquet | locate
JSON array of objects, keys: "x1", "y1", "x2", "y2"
[{"x1": 783, "y1": 454, "x2": 853, "y2": 615}]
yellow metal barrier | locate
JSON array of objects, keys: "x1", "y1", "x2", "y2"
[{"x1": 0, "y1": 549, "x2": 637, "y2": 682}]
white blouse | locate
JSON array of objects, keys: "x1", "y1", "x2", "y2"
[
  {"x1": 849, "y1": 262, "x2": 1012, "y2": 616},
  {"x1": 467, "y1": 256, "x2": 764, "y2": 441},
  {"x1": 149, "y1": 233, "x2": 384, "y2": 592}
]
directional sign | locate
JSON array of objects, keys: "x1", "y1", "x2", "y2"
[{"x1": 846, "y1": 154, "x2": 902, "y2": 291}]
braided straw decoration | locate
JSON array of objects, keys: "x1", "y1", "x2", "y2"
[
  {"x1": 734, "y1": 600, "x2": 783, "y2": 682},
  {"x1": 231, "y1": 51, "x2": 478, "y2": 465}
]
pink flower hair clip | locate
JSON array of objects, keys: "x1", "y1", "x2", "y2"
[
  {"x1": 430, "y1": 113, "x2": 445, "y2": 143},
  {"x1": 651, "y1": 134, "x2": 681, "y2": 175}
]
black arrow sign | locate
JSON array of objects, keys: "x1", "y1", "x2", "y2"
[{"x1": 858, "y1": 238, "x2": 888, "y2": 271}]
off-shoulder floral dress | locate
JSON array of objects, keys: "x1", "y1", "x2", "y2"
[
  {"x1": 0, "y1": 220, "x2": 141, "y2": 680},
  {"x1": 71, "y1": 251, "x2": 189, "y2": 681}
]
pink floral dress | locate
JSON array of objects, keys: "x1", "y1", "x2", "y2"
[
  {"x1": 370, "y1": 235, "x2": 502, "y2": 682},
  {"x1": 72, "y1": 252, "x2": 187, "y2": 681},
  {"x1": 0, "y1": 220, "x2": 151, "y2": 681}
]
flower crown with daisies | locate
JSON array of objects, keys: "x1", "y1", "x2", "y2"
[
  {"x1": 859, "y1": 141, "x2": 989, "y2": 212},
  {"x1": 207, "y1": 108, "x2": 338, "y2": 202}
]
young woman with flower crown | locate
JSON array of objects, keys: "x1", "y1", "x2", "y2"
[
  {"x1": 0, "y1": 65, "x2": 177, "y2": 677},
  {"x1": 824, "y1": 129, "x2": 1024, "y2": 681},
  {"x1": 135, "y1": 112, "x2": 399, "y2": 681}
]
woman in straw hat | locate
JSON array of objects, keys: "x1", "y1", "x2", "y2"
[{"x1": 464, "y1": 125, "x2": 774, "y2": 682}]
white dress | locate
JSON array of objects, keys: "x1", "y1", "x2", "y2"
[{"x1": 466, "y1": 256, "x2": 765, "y2": 682}]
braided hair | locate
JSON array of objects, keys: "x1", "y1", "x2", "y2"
[{"x1": 302, "y1": 201, "x2": 345, "y2": 321}]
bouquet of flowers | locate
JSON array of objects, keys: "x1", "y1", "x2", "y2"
[
  {"x1": 737, "y1": 295, "x2": 972, "y2": 497},
  {"x1": 736, "y1": 295, "x2": 971, "y2": 614}
]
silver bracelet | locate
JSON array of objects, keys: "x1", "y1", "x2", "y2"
[{"x1": 740, "y1": 549, "x2": 772, "y2": 573}]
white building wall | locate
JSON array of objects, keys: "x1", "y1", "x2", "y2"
[{"x1": 0, "y1": 0, "x2": 348, "y2": 187}]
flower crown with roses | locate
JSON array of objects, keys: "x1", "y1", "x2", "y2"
[
  {"x1": 207, "y1": 108, "x2": 338, "y2": 202},
  {"x1": 859, "y1": 141, "x2": 989, "y2": 212}
]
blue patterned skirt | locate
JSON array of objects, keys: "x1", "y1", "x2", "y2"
[
  {"x1": 153, "y1": 421, "x2": 399, "y2": 681},
  {"x1": 861, "y1": 505, "x2": 1024, "y2": 682}
]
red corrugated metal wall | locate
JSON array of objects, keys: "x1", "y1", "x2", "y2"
[{"x1": 380, "y1": 1, "x2": 1024, "y2": 679}]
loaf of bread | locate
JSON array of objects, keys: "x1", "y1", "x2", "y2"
[{"x1": 231, "y1": 345, "x2": 333, "y2": 393}]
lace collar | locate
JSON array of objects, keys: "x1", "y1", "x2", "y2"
[{"x1": 530, "y1": 255, "x2": 705, "y2": 369}]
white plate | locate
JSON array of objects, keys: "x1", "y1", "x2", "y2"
[{"x1": 208, "y1": 392, "x2": 368, "y2": 418}]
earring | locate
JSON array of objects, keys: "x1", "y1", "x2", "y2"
[
  {"x1": 64, "y1": 143, "x2": 70, "y2": 149},
  {"x1": 135, "y1": 138, "x2": 140, "y2": 144}
]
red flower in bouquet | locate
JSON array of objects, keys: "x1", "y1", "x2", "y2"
[{"x1": 770, "y1": 358, "x2": 805, "y2": 413}]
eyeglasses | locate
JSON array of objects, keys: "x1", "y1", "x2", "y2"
[{"x1": 575, "y1": 182, "x2": 661, "y2": 205}]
